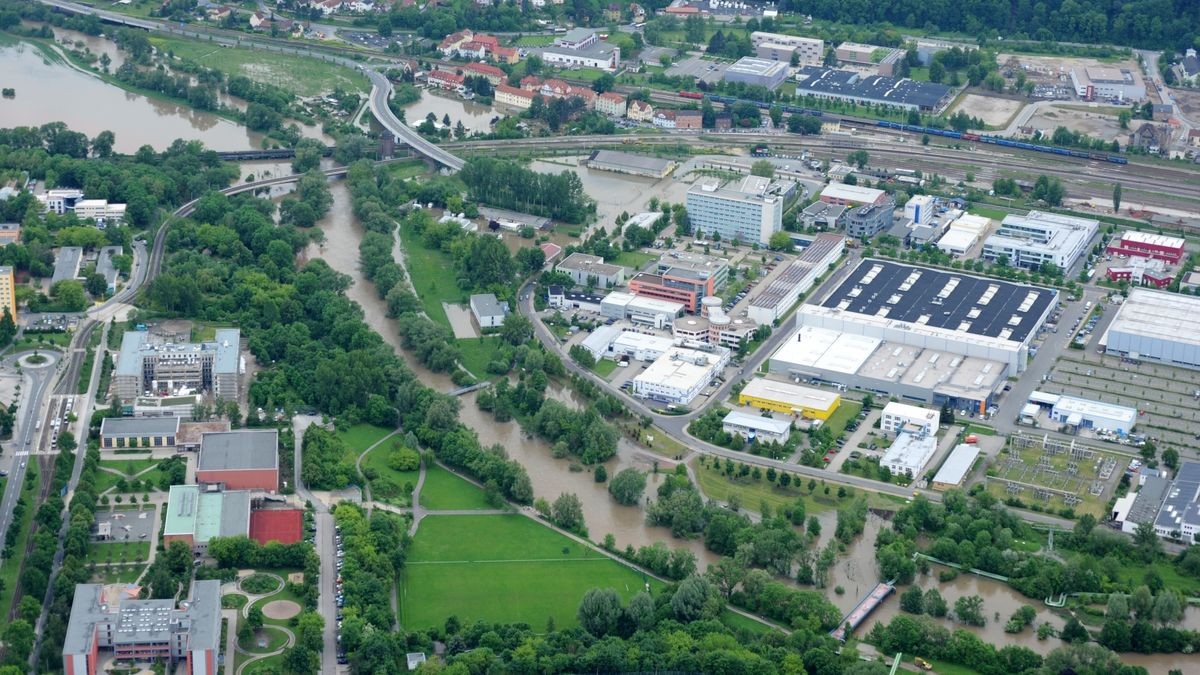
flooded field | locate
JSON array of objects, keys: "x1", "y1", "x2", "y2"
[{"x1": 403, "y1": 88, "x2": 503, "y2": 135}]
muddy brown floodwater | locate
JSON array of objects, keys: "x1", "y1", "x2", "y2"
[{"x1": 402, "y1": 89, "x2": 503, "y2": 135}]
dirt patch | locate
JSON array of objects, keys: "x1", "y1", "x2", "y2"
[
  {"x1": 1027, "y1": 104, "x2": 1126, "y2": 141},
  {"x1": 443, "y1": 303, "x2": 480, "y2": 339},
  {"x1": 953, "y1": 93, "x2": 1025, "y2": 128},
  {"x1": 1173, "y1": 88, "x2": 1200, "y2": 118},
  {"x1": 287, "y1": 572, "x2": 304, "y2": 585},
  {"x1": 996, "y1": 53, "x2": 1140, "y2": 87},
  {"x1": 261, "y1": 599, "x2": 301, "y2": 620}
]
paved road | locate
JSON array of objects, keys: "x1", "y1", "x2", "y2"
[
  {"x1": 290, "y1": 416, "x2": 340, "y2": 674},
  {"x1": 0, "y1": 353, "x2": 58, "y2": 549}
]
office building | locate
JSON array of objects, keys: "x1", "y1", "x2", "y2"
[
  {"x1": 0, "y1": 266, "x2": 14, "y2": 320},
  {"x1": 1105, "y1": 257, "x2": 1173, "y2": 288},
  {"x1": 738, "y1": 377, "x2": 841, "y2": 419},
  {"x1": 596, "y1": 92, "x2": 628, "y2": 117},
  {"x1": 585, "y1": 150, "x2": 676, "y2": 178},
  {"x1": 904, "y1": 195, "x2": 936, "y2": 226},
  {"x1": 722, "y1": 411, "x2": 792, "y2": 443},
  {"x1": 819, "y1": 183, "x2": 888, "y2": 208},
  {"x1": 931, "y1": 443, "x2": 981, "y2": 490},
  {"x1": 547, "y1": 286, "x2": 605, "y2": 313},
  {"x1": 879, "y1": 430, "x2": 938, "y2": 478},
  {"x1": 982, "y1": 211, "x2": 1098, "y2": 271},
  {"x1": 469, "y1": 293, "x2": 508, "y2": 328},
  {"x1": 880, "y1": 401, "x2": 939, "y2": 436},
  {"x1": 113, "y1": 329, "x2": 241, "y2": 403},
  {"x1": 631, "y1": 345, "x2": 730, "y2": 405},
  {"x1": 936, "y1": 214, "x2": 989, "y2": 257},
  {"x1": 542, "y1": 30, "x2": 621, "y2": 72},
  {"x1": 63, "y1": 580, "x2": 221, "y2": 675},
  {"x1": 196, "y1": 430, "x2": 280, "y2": 491},
  {"x1": 674, "y1": 301, "x2": 758, "y2": 349},
  {"x1": 794, "y1": 67, "x2": 953, "y2": 112},
  {"x1": 599, "y1": 291, "x2": 684, "y2": 328},
  {"x1": 835, "y1": 42, "x2": 880, "y2": 65},
  {"x1": 799, "y1": 202, "x2": 847, "y2": 231},
  {"x1": 99, "y1": 416, "x2": 180, "y2": 450},
  {"x1": 1111, "y1": 474, "x2": 1170, "y2": 535},
  {"x1": 1100, "y1": 289, "x2": 1200, "y2": 371},
  {"x1": 686, "y1": 176, "x2": 792, "y2": 245},
  {"x1": 73, "y1": 200, "x2": 127, "y2": 227},
  {"x1": 580, "y1": 325, "x2": 624, "y2": 361},
  {"x1": 844, "y1": 199, "x2": 896, "y2": 238},
  {"x1": 747, "y1": 233, "x2": 844, "y2": 324},
  {"x1": 1040, "y1": 393, "x2": 1137, "y2": 434},
  {"x1": 628, "y1": 251, "x2": 729, "y2": 313},
  {"x1": 38, "y1": 188, "x2": 84, "y2": 214},
  {"x1": 556, "y1": 252, "x2": 626, "y2": 288},
  {"x1": 1105, "y1": 231, "x2": 1186, "y2": 265},
  {"x1": 750, "y1": 32, "x2": 823, "y2": 66},
  {"x1": 1069, "y1": 67, "x2": 1146, "y2": 101},
  {"x1": 609, "y1": 331, "x2": 677, "y2": 362},
  {"x1": 162, "y1": 485, "x2": 252, "y2": 551},
  {"x1": 723, "y1": 57, "x2": 790, "y2": 91}
]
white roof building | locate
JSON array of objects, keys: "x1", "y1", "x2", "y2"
[
  {"x1": 819, "y1": 183, "x2": 887, "y2": 206},
  {"x1": 1100, "y1": 289, "x2": 1200, "y2": 371},
  {"x1": 931, "y1": 443, "x2": 980, "y2": 489},
  {"x1": 610, "y1": 331, "x2": 676, "y2": 362},
  {"x1": 632, "y1": 346, "x2": 731, "y2": 405},
  {"x1": 1049, "y1": 394, "x2": 1138, "y2": 434},
  {"x1": 580, "y1": 325, "x2": 624, "y2": 360},
  {"x1": 880, "y1": 401, "x2": 939, "y2": 436},
  {"x1": 721, "y1": 411, "x2": 793, "y2": 443},
  {"x1": 982, "y1": 211, "x2": 1098, "y2": 271},
  {"x1": 879, "y1": 430, "x2": 938, "y2": 479}
]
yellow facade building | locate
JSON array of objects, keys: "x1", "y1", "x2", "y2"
[
  {"x1": 0, "y1": 266, "x2": 15, "y2": 322},
  {"x1": 738, "y1": 377, "x2": 840, "y2": 419}
]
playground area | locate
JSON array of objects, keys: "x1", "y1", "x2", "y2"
[{"x1": 985, "y1": 433, "x2": 1124, "y2": 517}]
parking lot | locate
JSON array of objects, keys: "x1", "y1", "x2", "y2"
[
  {"x1": 94, "y1": 508, "x2": 155, "y2": 543},
  {"x1": 339, "y1": 30, "x2": 398, "y2": 50}
]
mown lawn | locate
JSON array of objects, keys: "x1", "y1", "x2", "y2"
[
  {"x1": 361, "y1": 442, "x2": 418, "y2": 507},
  {"x1": 418, "y1": 466, "x2": 495, "y2": 511},
  {"x1": 401, "y1": 515, "x2": 658, "y2": 629},
  {"x1": 611, "y1": 250, "x2": 655, "y2": 270},
  {"x1": 398, "y1": 218, "x2": 466, "y2": 329},
  {"x1": 86, "y1": 541, "x2": 152, "y2": 565},
  {"x1": 824, "y1": 400, "x2": 862, "y2": 439},
  {"x1": 456, "y1": 337, "x2": 504, "y2": 380},
  {"x1": 336, "y1": 424, "x2": 395, "y2": 458},
  {"x1": 148, "y1": 36, "x2": 368, "y2": 97},
  {"x1": 592, "y1": 359, "x2": 618, "y2": 377}
]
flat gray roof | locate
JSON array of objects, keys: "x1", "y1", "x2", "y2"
[
  {"x1": 932, "y1": 443, "x2": 980, "y2": 486},
  {"x1": 1155, "y1": 461, "x2": 1200, "y2": 532},
  {"x1": 587, "y1": 150, "x2": 674, "y2": 173},
  {"x1": 213, "y1": 328, "x2": 240, "y2": 375},
  {"x1": 95, "y1": 246, "x2": 122, "y2": 286},
  {"x1": 52, "y1": 246, "x2": 83, "y2": 284},
  {"x1": 186, "y1": 580, "x2": 223, "y2": 651},
  {"x1": 469, "y1": 293, "x2": 507, "y2": 319},
  {"x1": 220, "y1": 490, "x2": 251, "y2": 539},
  {"x1": 1129, "y1": 475, "x2": 1170, "y2": 525},
  {"x1": 115, "y1": 330, "x2": 150, "y2": 376},
  {"x1": 63, "y1": 580, "x2": 221, "y2": 657},
  {"x1": 198, "y1": 430, "x2": 278, "y2": 472},
  {"x1": 100, "y1": 416, "x2": 181, "y2": 437}
]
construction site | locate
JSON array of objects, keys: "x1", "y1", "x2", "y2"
[{"x1": 986, "y1": 433, "x2": 1128, "y2": 517}]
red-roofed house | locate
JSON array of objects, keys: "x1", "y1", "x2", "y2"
[
  {"x1": 540, "y1": 79, "x2": 571, "y2": 97},
  {"x1": 566, "y1": 85, "x2": 597, "y2": 109},
  {"x1": 596, "y1": 92, "x2": 627, "y2": 117},
  {"x1": 627, "y1": 99, "x2": 654, "y2": 122},
  {"x1": 462, "y1": 62, "x2": 506, "y2": 84},
  {"x1": 520, "y1": 75, "x2": 543, "y2": 91},
  {"x1": 540, "y1": 242, "x2": 563, "y2": 263},
  {"x1": 496, "y1": 84, "x2": 536, "y2": 109},
  {"x1": 491, "y1": 45, "x2": 519, "y2": 65},
  {"x1": 439, "y1": 30, "x2": 471, "y2": 54},
  {"x1": 456, "y1": 40, "x2": 490, "y2": 60},
  {"x1": 474, "y1": 34, "x2": 500, "y2": 49},
  {"x1": 427, "y1": 70, "x2": 466, "y2": 92},
  {"x1": 249, "y1": 509, "x2": 303, "y2": 545},
  {"x1": 664, "y1": 4, "x2": 700, "y2": 14}
]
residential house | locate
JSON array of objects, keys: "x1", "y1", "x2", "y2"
[
  {"x1": 455, "y1": 40, "x2": 489, "y2": 60},
  {"x1": 519, "y1": 75, "x2": 543, "y2": 91},
  {"x1": 427, "y1": 70, "x2": 466, "y2": 93},
  {"x1": 676, "y1": 109, "x2": 702, "y2": 129},
  {"x1": 1152, "y1": 103, "x2": 1174, "y2": 121},
  {"x1": 566, "y1": 85, "x2": 596, "y2": 109},
  {"x1": 629, "y1": 2, "x2": 646, "y2": 21},
  {"x1": 539, "y1": 78, "x2": 571, "y2": 97},
  {"x1": 1177, "y1": 48, "x2": 1199, "y2": 84},
  {"x1": 596, "y1": 92, "x2": 627, "y2": 117},
  {"x1": 309, "y1": 0, "x2": 343, "y2": 15},
  {"x1": 206, "y1": 5, "x2": 233, "y2": 20},
  {"x1": 249, "y1": 10, "x2": 268, "y2": 28},
  {"x1": 1131, "y1": 123, "x2": 1170, "y2": 153},
  {"x1": 491, "y1": 45, "x2": 519, "y2": 65},
  {"x1": 652, "y1": 110, "x2": 677, "y2": 129},
  {"x1": 496, "y1": 85, "x2": 535, "y2": 110},
  {"x1": 1189, "y1": 129, "x2": 1200, "y2": 148},
  {"x1": 438, "y1": 30, "x2": 472, "y2": 56},
  {"x1": 628, "y1": 99, "x2": 654, "y2": 122},
  {"x1": 461, "y1": 62, "x2": 506, "y2": 85},
  {"x1": 470, "y1": 293, "x2": 509, "y2": 328}
]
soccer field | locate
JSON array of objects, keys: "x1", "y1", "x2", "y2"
[{"x1": 400, "y1": 515, "x2": 656, "y2": 629}]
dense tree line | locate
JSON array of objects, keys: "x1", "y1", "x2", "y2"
[
  {"x1": 459, "y1": 157, "x2": 594, "y2": 224},
  {"x1": 301, "y1": 426, "x2": 359, "y2": 490},
  {"x1": 782, "y1": 0, "x2": 1198, "y2": 50},
  {"x1": 334, "y1": 503, "x2": 409, "y2": 658}
]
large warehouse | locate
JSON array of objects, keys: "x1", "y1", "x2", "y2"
[
  {"x1": 1100, "y1": 289, "x2": 1200, "y2": 371},
  {"x1": 738, "y1": 377, "x2": 841, "y2": 420},
  {"x1": 723, "y1": 57, "x2": 790, "y2": 90},
  {"x1": 794, "y1": 67, "x2": 953, "y2": 112},
  {"x1": 585, "y1": 150, "x2": 677, "y2": 179}
]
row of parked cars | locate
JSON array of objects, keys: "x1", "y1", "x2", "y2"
[{"x1": 333, "y1": 525, "x2": 349, "y2": 665}]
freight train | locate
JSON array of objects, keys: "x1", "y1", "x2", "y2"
[{"x1": 677, "y1": 91, "x2": 1129, "y2": 165}]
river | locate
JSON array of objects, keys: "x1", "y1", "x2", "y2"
[{"x1": 402, "y1": 88, "x2": 502, "y2": 135}]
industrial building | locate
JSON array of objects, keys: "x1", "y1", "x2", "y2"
[
  {"x1": 628, "y1": 251, "x2": 729, "y2": 313},
  {"x1": 585, "y1": 150, "x2": 677, "y2": 178},
  {"x1": 880, "y1": 401, "x2": 939, "y2": 436},
  {"x1": 196, "y1": 430, "x2": 280, "y2": 492},
  {"x1": 470, "y1": 293, "x2": 508, "y2": 328},
  {"x1": 936, "y1": 214, "x2": 990, "y2": 257},
  {"x1": 53, "y1": 246, "x2": 83, "y2": 284},
  {"x1": 1153, "y1": 462, "x2": 1200, "y2": 543},
  {"x1": 747, "y1": 233, "x2": 845, "y2": 324},
  {"x1": 738, "y1": 377, "x2": 841, "y2": 419},
  {"x1": 750, "y1": 32, "x2": 823, "y2": 66},
  {"x1": 794, "y1": 67, "x2": 953, "y2": 112},
  {"x1": 163, "y1": 485, "x2": 252, "y2": 551},
  {"x1": 63, "y1": 580, "x2": 221, "y2": 675},
  {"x1": 631, "y1": 345, "x2": 730, "y2": 405},
  {"x1": 722, "y1": 57, "x2": 790, "y2": 90},
  {"x1": 1033, "y1": 392, "x2": 1138, "y2": 434},
  {"x1": 1100, "y1": 289, "x2": 1200, "y2": 371},
  {"x1": 1105, "y1": 257, "x2": 1174, "y2": 288},
  {"x1": 799, "y1": 260, "x2": 1056, "y2": 373},
  {"x1": 609, "y1": 331, "x2": 677, "y2": 362},
  {"x1": 555, "y1": 252, "x2": 626, "y2": 288},
  {"x1": 1069, "y1": 67, "x2": 1146, "y2": 101},
  {"x1": 930, "y1": 443, "x2": 981, "y2": 490},
  {"x1": 1105, "y1": 230, "x2": 1186, "y2": 265},
  {"x1": 599, "y1": 291, "x2": 685, "y2": 327},
  {"x1": 722, "y1": 410, "x2": 793, "y2": 443},
  {"x1": 113, "y1": 329, "x2": 241, "y2": 403},
  {"x1": 981, "y1": 211, "x2": 1098, "y2": 271},
  {"x1": 99, "y1": 416, "x2": 180, "y2": 450},
  {"x1": 819, "y1": 183, "x2": 888, "y2": 207},
  {"x1": 844, "y1": 199, "x2": 897, "y2": 238},
  {"x1": 879, "y1": 430, "x2": 938, "y2": 479},
  {"x1": 580, "y1": 325, "x2": 623, "y2": 361},
  {"x1": 686, "y1": 176, "x2": 793, "y2": 245},
  {"x1": 1111, "y1": 474, "x2": 1171, "y2": 535},
  {"x1": 547, "y1": 286, "x2": 605, "y2": 313},
  {"x1": 542, "y1": 29, "x2": 621, "y2": 72}
]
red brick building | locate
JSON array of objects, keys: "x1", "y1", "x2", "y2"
[
  {"x1": 195, "y1": 430, "x2": 279, "y2": 492},
  {"x1": 1105, "y1": 230, "x2": 1186, "y2": 265}
]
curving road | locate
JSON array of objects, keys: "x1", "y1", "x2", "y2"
[{"x1": 366, "y1": 70, "x2": 465, "y2": 171}]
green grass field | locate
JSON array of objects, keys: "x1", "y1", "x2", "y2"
[
  {"x1": 15, "y1": 332, "x2": 72, "y2": 349},
  {"x1": 398, "y1": 218, "x2": 465, "y2": 329},
  {"x1": 240, "y1": 625, "x2": 291, "y2": 654},
  {"x1": 336, "y1": 424, "x2": 395, "y2": 457},
  {"x1": 87, "y1": 541, "x2": 152, "y2": 565},
  {"x1": 456, "y1": 337, "x2": 503, "y2": 379},
  {"x1": 148, "y1": 36, "x2": 368, "y2": 97},
  {"x1": 419, "y1": 466, "x2": 495, "y2": 510},
  {"x1": 611, "y1": 250, "x2": 655, "y2": 270},
  {"x1": 967, "y1": 205, "x2": 1012, "y2": 222},
  {"x1": 401, "y1": 515, "x2": 656, "y2": 629},
  {"x1": 692, "y1": 460, "x2": 853, "y2": 514},
  {"x1": 0, "y1": 470, "x2": 36, "y2": 630},
  {"x1": 824, "y1": 400, "x2": 862, "y2": 439},
  {"x1": 361, "y1": 441, "x2": 418, "y2": 506},
  {"x1": 99, "y1": 458, "x2": 159, "y2": 476},
  {"x1": 592, "y1": 359, "x2": 618, "y2": 378}
]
